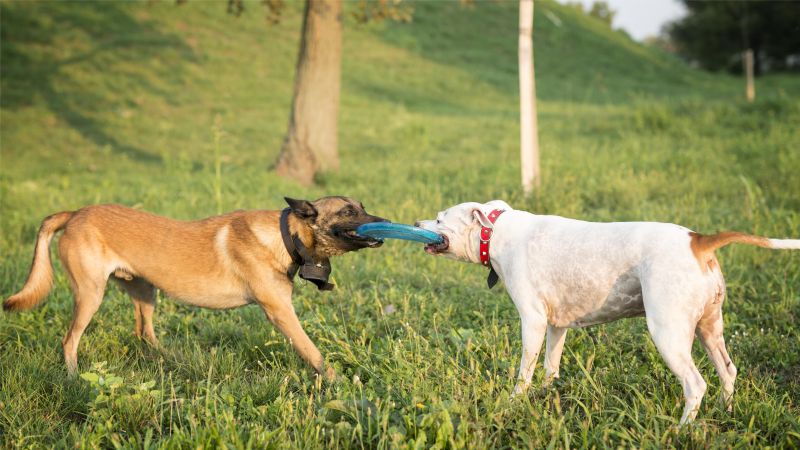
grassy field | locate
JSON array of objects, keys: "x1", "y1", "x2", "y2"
[{"x1": 1, "y1": 0, "x2": 799, "y2": 448}]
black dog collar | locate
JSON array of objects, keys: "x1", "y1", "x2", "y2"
[{"x1": 280, "y1": 208, "x2": 335, "y2": 291}]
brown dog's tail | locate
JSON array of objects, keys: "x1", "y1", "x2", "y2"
[{"x1": 4, "y1": 211, "x2": 74, "y2": 312}]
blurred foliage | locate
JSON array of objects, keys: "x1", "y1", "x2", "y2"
[
  {"x1": 588, "y1": 1, "x2": 614, "y2": 26},
  {"x1": 667, "y1": 1, "x2": 800, "y2": 75},
  {"x1": 206, "y1": 0, "x2": 411, "y2": 25},
  {"x1": 564, "y1": 1, "x2": 616, "y2": 27},
  {"x1": 216, "y1": 0, "x2": 285, "y2": 24},
  {"x1": 352, "y1": 0, "x2": 413, "y2": 24}
]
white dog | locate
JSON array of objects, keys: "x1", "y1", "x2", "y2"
[{"x1": 416, "y1": 200, "x2": 799, "y2": 425}]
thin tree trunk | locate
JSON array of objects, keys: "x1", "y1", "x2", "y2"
[
  {"x1": 275, "y1": 0, "x2": 343, "y2": 185},
  {"x1": 519, "y1": 0, "x2": 540, "y2": 195},
  {"x1": 743, "y1": 48, "x2": 755, "y2": 102}
]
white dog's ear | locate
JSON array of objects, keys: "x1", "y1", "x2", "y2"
[
  {"x1": 486, "y1": 199, "x2": 512, "y2": 211},
  {"x1": 472, "y1": 208, "x2": 494, "y2": 228}
]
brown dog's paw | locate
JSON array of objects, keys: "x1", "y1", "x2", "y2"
[{"x1": 324, "y1": 367, "x2": 337, "y2": 382}]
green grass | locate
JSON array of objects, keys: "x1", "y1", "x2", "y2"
[{"x1": 1, "y1": 0, "x2": 799, "y2": 448}]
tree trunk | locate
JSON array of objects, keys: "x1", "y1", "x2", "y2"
[
  {"x1": 743, "y1": 48, "x2": 755, "y2": 102},
  {"x1": 275, "y1": 0, "x2": 343, "y2": 185},
  {"x1": 519, "y1": 0, "x2": 540, "y2": 194}
]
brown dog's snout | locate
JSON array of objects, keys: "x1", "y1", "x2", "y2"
[{"x1": 371, "y1": 215, "x2": 390, "y2": 224}]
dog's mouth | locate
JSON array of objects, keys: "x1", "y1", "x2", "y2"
[
  {"x1": 336, "y1": 229, "x2": 384, "y2": 248},
  {"x1": 424, "y1": 234, "x2": 449, "y2": 254}
]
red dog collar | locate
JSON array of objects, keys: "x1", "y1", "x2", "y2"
[{"x1": 479, "y1": 209, "x2": 505, "y2": 288}]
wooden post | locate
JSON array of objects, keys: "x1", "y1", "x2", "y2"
[
  {"x1": 519, "y1": 0, "x2": 540, "y2": 195},
  {"x1": 744, "y1": 49, "x2": 755, "y2": 102}
]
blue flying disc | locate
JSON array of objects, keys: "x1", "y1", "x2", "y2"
[{"x1": 356, "y1": 222, "x2": 444, "y2": 244}]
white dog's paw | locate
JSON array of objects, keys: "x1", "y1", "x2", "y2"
[
  {"x1": 718, "y1": 394, "x2": 734, "y2": 413},
  {"x1": 542, "y1": 372, "x2": 559, "y2": 388},
  {"x1": 511, "y1": 382, "x2": 530, "y2": 398}
]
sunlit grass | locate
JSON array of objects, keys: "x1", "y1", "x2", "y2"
[{"x1": 1, "y1": 0, "x2": 798, "y2": 448}]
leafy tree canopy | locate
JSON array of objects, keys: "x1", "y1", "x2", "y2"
[
  {"x1": 564, "y1": 1, "x2": 616, "y2": 27},
  {"x1": 667, "y1": 1, "x2": 800, "y2": 75},
  {"x1": 217, "y1": 0, "x2": 412, "y2": 25}
]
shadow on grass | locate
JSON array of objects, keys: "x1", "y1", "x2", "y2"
[{"x1": 0, "y1": 2, "x2": 196, "y2": 164}]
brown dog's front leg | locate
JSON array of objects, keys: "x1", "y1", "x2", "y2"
[{"x1": 253, "y1": 280, "x2": 335, "y2": 381}]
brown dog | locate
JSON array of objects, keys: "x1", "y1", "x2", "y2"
[{"x1": 3, "y1": 196, "x2": 386, "y2": 379}]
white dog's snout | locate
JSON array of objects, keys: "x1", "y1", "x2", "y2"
[{"x1": 415, "y1": 220, "x2": 435, "y2": 231}]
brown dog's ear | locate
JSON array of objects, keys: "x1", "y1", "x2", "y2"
[{"x1": 285, "y1": 197, "x2": 318, "y2": 220}]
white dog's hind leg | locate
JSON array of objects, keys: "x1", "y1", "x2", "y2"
[
  {"x1": 543, "y1": 325, "x2": 567, "y2": 385},
  {"x1": 697, "y1": 308, "x2": 737, "y2": 412},
  {"x1": 641, "y1": 268, "x2": 712, "y2": 426},
  {"x1": 646, "y1": 314, "x2": 707, "y2": 426}
]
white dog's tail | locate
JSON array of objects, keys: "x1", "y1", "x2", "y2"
[
  {"x1": 3, "y1": 211, "x2": 74, "y2": 312},
  {"x1": 691, "y1": 231, "x2": 800, "y2": 254},
  {"x1": 768, "y1": 238, "x2": 800, "y2": 250}
]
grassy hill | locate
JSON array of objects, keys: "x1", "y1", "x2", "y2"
[{"x1": 1, "y1": 1, "x2": 798, "y2": 448}]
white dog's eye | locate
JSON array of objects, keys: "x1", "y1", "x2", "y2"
[{"x1": 436, "y1": 219, "x2": 441, "y2": 224}]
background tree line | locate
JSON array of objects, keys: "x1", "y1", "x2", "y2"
[{"x1": 667, "y1": 0, "x2": 800, "y2": 76}]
